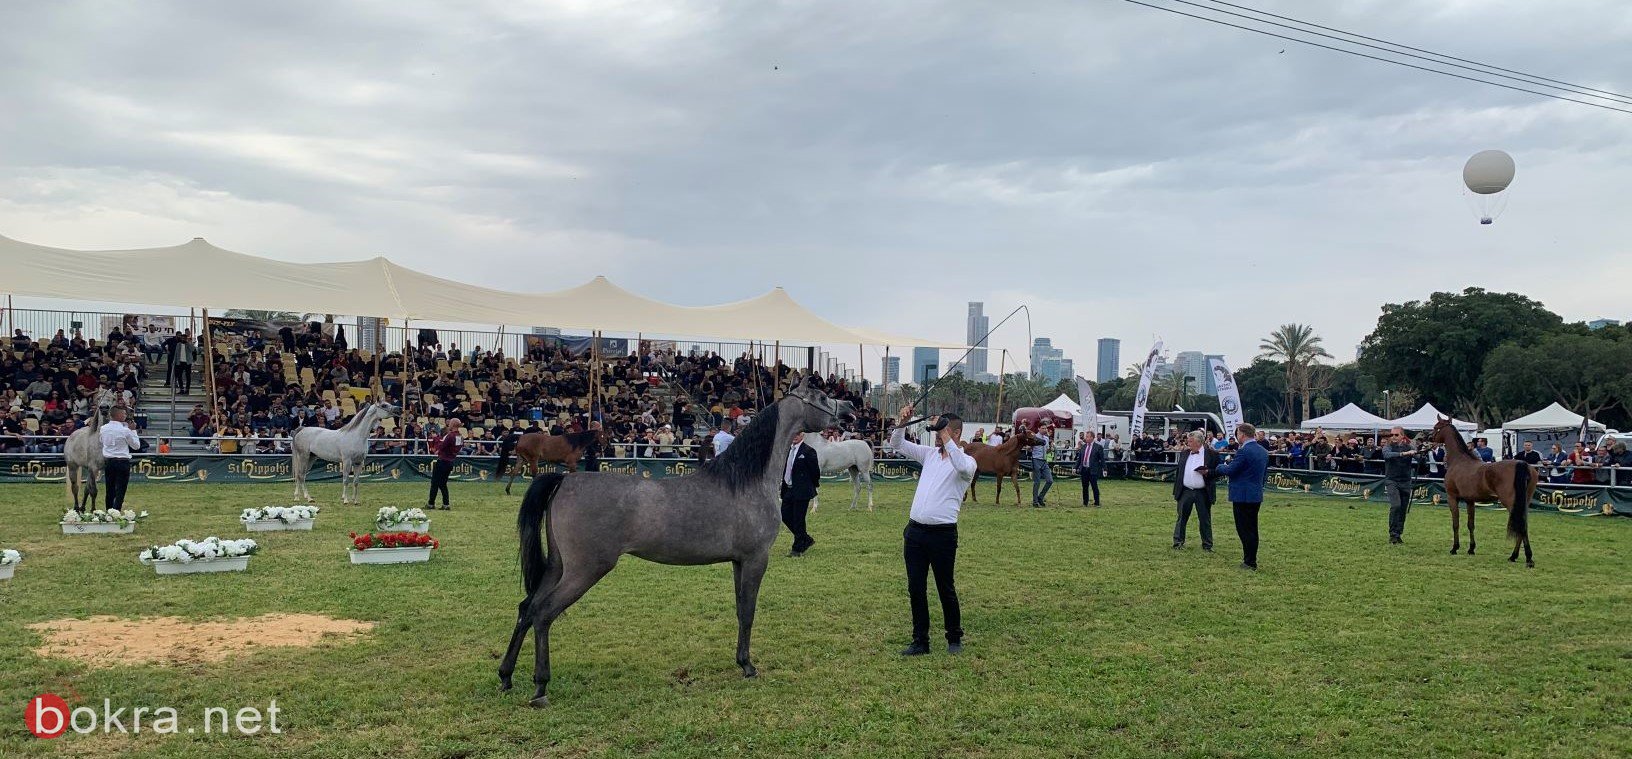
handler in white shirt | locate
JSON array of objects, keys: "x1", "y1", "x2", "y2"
[
  {"x1": 887, "y1": 404, "x2": 977, "y2": 656},
  {"x1": 712, "y1": 423, "x2": 736, "y2": 457},
  {"x1": 98, "y1": 406, "x2": 143, "y2": 512}
]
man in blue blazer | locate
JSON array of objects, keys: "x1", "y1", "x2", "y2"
[{"x1": 1207, "y1": 422, "x2": 1269, "y2": 571}]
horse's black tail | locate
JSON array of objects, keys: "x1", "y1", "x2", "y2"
[
  {"x1": 495, "y1": 446, "x2": 513, "y2": 479},
  {"x1": 1508, "y1": 462, "x2": 1531, "y2": 540},
  {"x1": 519, "y1": 473, "x2": 566, "y2": 596}
]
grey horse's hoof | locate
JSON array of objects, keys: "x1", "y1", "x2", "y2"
[
  {"x1": 741, "y1": 664, "x2": 758, "y2": 679},
  {"x1": 527, "y1": 695, "x2": 549, "y2": 708}
]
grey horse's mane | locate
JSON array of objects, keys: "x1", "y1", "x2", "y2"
[
  {"x1": 699, "y1": 403, "x2": 781, "y2": 493},
  {"x1": 337, "y1": 403, "x2": 373, "y2": 432}
]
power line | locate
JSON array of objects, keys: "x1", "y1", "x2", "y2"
[
  {"x1": 1174, "y1": 0, "x2": 1632, "y2": 105},
  {"x1": 1199, "y1": 0, "x2": 1632, "y2": 104},
  {"x1": 1122, "y1": 0, "x2": 1632, "y2": 116}
]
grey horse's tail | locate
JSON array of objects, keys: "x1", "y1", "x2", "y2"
[{"x1": 519, "y1": 473, "x2": 566, "y2": 596}]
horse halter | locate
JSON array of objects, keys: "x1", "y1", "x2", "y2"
[{"x1": 783, "y1": 388, "x2": 853, "y2": 429}]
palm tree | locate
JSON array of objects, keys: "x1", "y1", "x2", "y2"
[{"x1": 1258, "y1": 324, "x2": 1333, "y2": 423}]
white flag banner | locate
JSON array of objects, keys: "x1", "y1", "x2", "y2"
[
  {"x1": 1130, "y1": 341, "x2": 1163, "y2": 438},
  {"x1": 1074, "y1": 375, "x2": 1098, "y2": 431},
  {"x1": 1208, "y1": 357, "x2": 1244, "y2": 440}
]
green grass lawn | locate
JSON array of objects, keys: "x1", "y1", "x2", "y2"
[{"x1": 1, "y1": 479, "x2": 1628, "y2": 758}]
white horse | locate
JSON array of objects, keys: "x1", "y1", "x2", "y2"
[
  {"x1": 291, "y1": 402, "x2": 398, "y2": 504},
  {"x1": 64, "y1": 407, "x2": 105, "y2": 511},
  {"x1": 805, "y1": 435, "x2": 875, "y2": 512}
]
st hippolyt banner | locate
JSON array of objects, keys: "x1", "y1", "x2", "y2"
[{"x1": 2, "y1": 454, "x2": 1627, "y2": 517}]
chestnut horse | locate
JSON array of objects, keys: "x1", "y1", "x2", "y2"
[
  {"x1": 1428, "y1": 417, "x2": 1537, "y2": 567},
  {"x1": 960, "y1": 432, "x2": 1046, "y2": 505},
  {"x1": 503, "y1": 429, "x2": 605, "y2": 494}
]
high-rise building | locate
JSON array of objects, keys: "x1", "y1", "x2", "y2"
[
  {"x1": 1030, "y1": 337, "x2": 1073, "y2": 385},
  {"x1": 1096, "y1": 338, "x2": 1121, "y2": 382},
  {"x1": 963, "y1": 302, "x2": 989, "y2": 377},
  {"x1": 1175, "y1": 351, "x2": 1206, "y2": 394},
  {"x1": 911, "y1": 347, "x2": 940, "y2": 386},
  {"x1": 1587, "y1": 318, "x2": 1622, "y2": 330},
  {"x1": 357, "y1": 317, "x2": 384, "y2": 353},
  {"x1": 881, "y1": 356, "x2": 900, "y2": 385},
  {"x1": 1203, "y1": 354, "x2": 1226, "y2": 395}
]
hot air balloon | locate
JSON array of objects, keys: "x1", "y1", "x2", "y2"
[{"x1": 1463, "y1": 150, "x2": 1516, "y2": 225}]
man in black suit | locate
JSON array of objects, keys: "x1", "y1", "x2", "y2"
[
  {"x1": 1078, "y1": 431, "x2": 1105, "y2": 506},
  {"x1": 780, "y1": 431, "x2": 821, "y2": 557},
  {"x1": 1172, "y1": 430, "x2": 1220, "y2": 551}
]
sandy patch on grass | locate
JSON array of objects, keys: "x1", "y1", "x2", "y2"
[{"x1": 28, "y1": 613, "x2": 375, "y2": 667}]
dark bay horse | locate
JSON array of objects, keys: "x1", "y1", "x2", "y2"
[
  {"x1": 1428, "y1": 417, "x2": 1537, "y2": 566},
  {"x1": 499, "y1": 379, "x2": 855, "y2": 707},
  {"x1": 502, "y1": 429, "x2": 605, "y2": 494},
  {"x1": 960, "y1": 432, "x2": 1045, "y2": 505}
]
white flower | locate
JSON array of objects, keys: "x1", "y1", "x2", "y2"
[
  {"x1": 61, "y1": 511, "x2": 81, "y2": 524},
  {"x1": 106, "y1": 509, "x2": 123, "y2": 519},
  {"x1": 0, "y1": 549, "x2": 20, "y2": 565}
]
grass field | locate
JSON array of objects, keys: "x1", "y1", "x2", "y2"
[{"x1": 0, "y1": 479, "x2": 1628, "y2": 758}]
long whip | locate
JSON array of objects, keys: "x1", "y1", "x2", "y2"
[{"x1": 897, "y1": 304, "x2": 1031, "y2": 428}]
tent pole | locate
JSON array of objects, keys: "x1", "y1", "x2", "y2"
[
  {"x1": 994, "y1": 349, "x2": 1008, "y2": 428},
  {"x1": 402, "y1": 318, "x2": 411, "y2": 413},
  {"x1": 773, "y1": 340, "x2": 781, "y2": 400},
  {"x1": 201, "y1": 309, "x2": 219, "y2": 426}
]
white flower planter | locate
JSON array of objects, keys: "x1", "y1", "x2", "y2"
[
  {"x1": 378, "y1": 521, "x2": 429, "y2": 534},
  {"x1": 148, "y1": 556, "x2": 251, "y2": 575},
  {"x1": 243, "y1": 518, "x2": 315, "y2": 532},
  {"x1": 0, "y1": 564, "x2": 15, "y2": 581},
  {"x1": 349, "y1": 547, "x2": 433, "y2": 565},
  {"x1": 61, "y1": 522, "x2": 136, "y2": 535}
]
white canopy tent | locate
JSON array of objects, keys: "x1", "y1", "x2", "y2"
[
  {"x1": 0, "y1": 233, "x2": 958, "y2": 348},
  {"x1": 1041, "y1": 393, "x2": 1122, "y2": 428},
  {"x1": 1502, "y1": 403, "x2": 1605, "y2": 449},
  {"x1": 1300, "y1": 403, "x2": 1391, "y2": 431},
  {"x1": 1388, "y1": 403, "x2": 1477, "y2": 432}
]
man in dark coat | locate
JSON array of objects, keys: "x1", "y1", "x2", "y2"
[
  {"x1": 1078, "y1": 431, "x2": 1106, "y2": 506},
  {"x1": 1172, "y1": 430, "x2": 1221, "y2": 550},
  {"x1": 779, "y1": 431, "x2": 821, "y2": 557}
]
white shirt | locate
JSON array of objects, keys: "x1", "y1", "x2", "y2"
[
  {"x1": 888, "y1": 426, "x2": 978, "y2": 525},
  {"x1": 99, "y1": 420, "x2": 141, "y2": 459},
  {"x1": 713, "y1": 430, "x2": 735, "y2": 455},
  {"x1": 988, "y1": 433, "x2": 1005, "y2": 446},
  {"x1": 1182, "y1": 449, "x2": 1207, "y2": 489},
  {"x1": 785, "y1": 443, "x2": 800, "y2": 485}
]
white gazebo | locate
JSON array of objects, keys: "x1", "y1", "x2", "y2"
[
  {"x1": 1502, "y1": 403, "x2": 1605, "y2": 449},
  {"x1": 1388, "y1": 403, "x2": 1477, "y2": 432},
  {"x1": 1299, "y1": 403, "x2": 1391, "y2": 431},
  {"x1": 1041, "y1": 394, "x2": 1122, "y2": 428}
]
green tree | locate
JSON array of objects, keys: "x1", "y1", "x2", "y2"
[
  {"x1": 1480, "y1": 332, "x2": 1632, "y2": 427},
  {"x1": 1259, "y1": 323, "x2": 1333, "y2": 424},
  {"x1": 1233, "y1": 358, "x2": 1289, "y2": 424},
  {"x1": 1360, "y1": 287, "x2": 1561, "y2": 413}
]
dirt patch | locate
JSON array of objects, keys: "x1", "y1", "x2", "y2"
[{"x1": 28, "y1": 613, "x2": 375, "y2": 668}]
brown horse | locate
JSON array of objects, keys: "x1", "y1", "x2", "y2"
[
  {"x1": 1428, "y1": 417, "x2": 1537, "y2": 567},
  {"x1": 503, "y1": 429, "x2": 606, "y2": 494},
  {"x1": 960, "y1": 432, "x2": 1046, "y2": 505}
]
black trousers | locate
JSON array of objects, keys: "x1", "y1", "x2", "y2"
[
  {"x1": 174, "y1": 362, "x2": 191, "y2": 394},
  {"x1": 780, "y1": 496, "x2": 814, "y2": 552},
  {"x1": 104, "y1": 458, "x2": 132, "y2": 512},
  {"x1": 1175, "y1": 488, "x2": 1214, "y2": 549},
  {"x1": 1385, "y1": 480, "x2": 1411, "y2": 539},
  {"x1": 1233, "y1": 502, "x2": 1261, "y2": 568},
  {"x1": 904, "y1": 522, "x2": 962, "y2": 645},
  {"x1": 1080, "y1": 472, "x2": 1100, "y2": 505},
  {"x1": 428, "y1": 460, "x2": 453, "y2": 506}
]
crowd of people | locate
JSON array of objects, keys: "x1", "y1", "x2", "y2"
[{"x1": 1, "y1": 325, "x2": 156, "y2": 453}]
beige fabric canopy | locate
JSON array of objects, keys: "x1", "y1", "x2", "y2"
[{"x1": 0, "y1": 233, "x2": 957, "y2": 347}]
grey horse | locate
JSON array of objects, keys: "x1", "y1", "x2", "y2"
[
  {"x1": 499, "y1": 378, "x2": 855, "y2": 707},
  {"x1": 64, "y1": 407, "x2": 105, "y2": 511}
]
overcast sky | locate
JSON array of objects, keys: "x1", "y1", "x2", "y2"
[{"x1": 3, "y1": 0, "x2": 1630, "y2": 378}]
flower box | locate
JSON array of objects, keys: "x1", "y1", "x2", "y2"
[
  {"x1": 0, "y1": 549, "x2": 20, "y2": 579},
  {"x1": 149, "y1": 556, "x2": 251, "y2": 575},
  {"x1": 0, "y1": 564, "x2": 14, "y2": 581},
  {"x1": 348, "y1": 546, "x2": 433, "y2": 565},
  {"x1": 139, "y1": 537, "x2": 259, "y2": 576},
  {"x1": 60, "y1": 509, "x2": 147, "y2": 535},
  {"x1": 375, "y1": 507, "x2": 431, "y2": 533},
  {"x1": 240, "y1": 506, "x2": 319, "y2": 532},
  {"x1": 244, "y1": 518, "x2": 314, "y2": 532},
  {"x1": 61, "y1": 522, "x2": 137, "y2": 535},
  {"x1": 348, "y1": 531, "x2": 439, "y2": 565}
]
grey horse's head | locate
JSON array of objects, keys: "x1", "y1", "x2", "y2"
[
  {"x1": 372, "y1": 401, "x2": 401, "y2": 418},
  {"x1": 782, "y1": 378, "x2": 856, "y2": 433}
]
